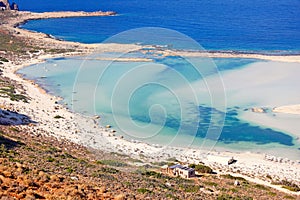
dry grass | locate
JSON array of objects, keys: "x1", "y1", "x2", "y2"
[{"x1": 0, "y1": 126, "x2": 298, "y2": 199}]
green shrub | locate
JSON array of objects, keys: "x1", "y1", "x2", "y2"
[
  {"x1": 283, "y1": 195, "x2": 296, "y2": 199},
  {"x1": 137, "y1": 188, "x2": 153, "y2": 194},
  {"x1": 166, "y1": 157, "x2": 179, "y2": 162},
  {"x1": 267, "y1": 192, "x2": 276, "y2": 196},
  {"x1": 221, "y1": 174, "x2": 246, "y2": 181},
  {"x1": 188, "y1": 163, "x2": 196, "y2": 168},
  {"x1": 151, "y1": 161, "x2": 168, "y2": 166},
  {"x1": 127, "y1": 158, "x2": 143, "y2": 163},
  {"x1": 54, "y1": 115, "x2": 64, "y2": 119},
  {"x1": 230, "y1": 188, "x2": 238, "y2": 193},
  {"x1": 167, "y1": 162, "x2": 176, "y2": 166},
  {"x1": 0, "y1": 57, "x2": 9, "y2": 62},
  {"x1": 266, "y1": 174, "x2": 272, "y2": 179},
  {"x1": 123, "y1": 181, "x2": 131, "y2": 186},
  {"x1": 217, "y1": 194, "x2": 253, "y2": 200},
  {"x1": 173, "y1": 176, "x2": 193, "y2": 184},
  {"x1": 217, "y1": 194, "x2": 235, "y2": 200},
  {"x1": 46, "y1": 156, "x2": 55, "y2": 162},
  {"x1": 273, "y1": 180, "x2": 300, "y2": 192},
  {"x1": 29, "y1": 50, "x2": 40, "y2": 53},
  {"x1": 62, "y1": 152, "x2": 75, "y2": 159},
  {"x1": 189, "y1": 164, "x2": 213, "y2": 173},
  {"x1": 182, "y1": 185, "x2": 199, "y2": 193},
  {"x1": 204, "y1": 181, "x2": 218, "y2": 187},
  {"x1": 96, "y1": 159, "x2": 127, "y2": 167},
  {"x1": 76, "y1": 158, "x2": 87, "y2": 164},
  {"x1": 91, "y1": 171, "x2": 115, "y2": 180},
  {"x1": 9, "y1": 127, "x2": 19, "y2": 132},
  {"x1": 142, "y1": 170, "x2": 163, "y2": 178},
  {"x1": 46, "y1": 147, "x2": 59, "y2": 153},
  {"x1": 253, "y1": 184, "x2": 269, "y2": 190},
  {"x1": 101, "y1": 167, "x2": 119, "y2": 174},
  {"x1": 66, "y1": 167, "x2": 74, "y2": 173},
  {"x1": 282, "y1": 185, "x2": 300, "y2": 192},
  {"x1": 0, "y1": 144, "x2": 7, "y2": 156},
  {"x1": 166, "y1": 194, "x2": 178, "y2": 199}
]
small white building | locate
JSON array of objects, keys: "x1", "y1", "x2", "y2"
[{"x1": 166, "y1": 164, "x2": 195, "y2": 178}]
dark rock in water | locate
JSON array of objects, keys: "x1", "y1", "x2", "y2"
[{"x1": 10, "y1": 2, "x2": 18, "y2": 10}]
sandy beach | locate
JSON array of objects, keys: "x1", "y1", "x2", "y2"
[
  {"x1": 273, "y1": 105, "x2": 300, "y2": 115},
  {"x1": 0, "y1": 10, "x2": 299, "y2": 196},
  {"x1": 165, "y1": 50, "x2": 300, "y2": 63}
]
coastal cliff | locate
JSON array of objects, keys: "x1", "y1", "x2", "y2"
[{"x1": 0, "y1": 0, "x2": 18, "y2": 11}]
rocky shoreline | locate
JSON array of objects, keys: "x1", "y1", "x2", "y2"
[{"x1": 13, "y1": 11, "x2": 116, "y2": 27}]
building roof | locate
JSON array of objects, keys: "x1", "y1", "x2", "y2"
[
  {"x1": 168, "y1": 164, "x2": 181, "y2": 169},
  {"x1": 169, "y1": 164, "x2": 194, "y2": 172}
]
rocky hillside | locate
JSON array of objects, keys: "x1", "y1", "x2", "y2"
[{"x1": 0, "y1": 126, "x2": 298, "y2": 200}]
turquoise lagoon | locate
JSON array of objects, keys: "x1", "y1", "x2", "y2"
[{"x1": 18, "y1": 55, "x2": 300, "y2": 160}]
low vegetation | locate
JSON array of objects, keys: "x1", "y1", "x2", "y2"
[
  {"x1": 53, "y1": 115, "x2": 64, "y2": 119},
  {"x1": 0, "y1": 125, "x2": 298, "y2": 199},
  {"x1": 217, "y1": 194, "x2": 253, "y2": 200},
  {"x1": 137, "y1": 188, "x2": 153, "y2": 194},
  {"x1": 180, "y1": 184, "x2": 200, "y2": 193},
  {"x1": 0, "y1": 57, "x2": 9, "y2": 62},
  {"x1": 272, "y1": 180, "x2": 300, "y2": 192},
  {"x1": 0, "y1": 24, "x2": 76, "y2": 59},
  {"x1": 221, "y1": 174, "x2": 247, "y2": 182},
  {"x1": 0, "y1": 79, "x2": 28, "y2": 102},
  {"x1": 96, "y1": 159, "x2": 128, "y2": 167},
  {"x1": 189, "y1": 163, "x2": 213, "y2": 173}
]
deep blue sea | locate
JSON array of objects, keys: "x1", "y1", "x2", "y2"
[
  {"x1": 16, "y1": 0, "x2": 300, "y2": 158},
  {"x1": 17, "y1": 0, "x2": 300, "y2": 52}
]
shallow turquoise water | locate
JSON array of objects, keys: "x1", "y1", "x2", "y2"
[{"x1": 18, "y1": 56, "x2": 298, "y2": 154}]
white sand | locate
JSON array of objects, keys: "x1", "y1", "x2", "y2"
[
  {"x1": 158, "y1": 49, "x2": 300, "y2": 63},
  {"x1": 219, "y1": 62, "x2": 300, "y2": 141},
  {"x1": 273, "y1": 105, "x2": 300, "y2": 115}
]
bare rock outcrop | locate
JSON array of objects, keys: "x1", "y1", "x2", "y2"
[
  {"x1": 0, "y1": 0, "x2": 18, "y2": 11},
  {"x1": 10, "y1": 2, "x2": 18, "y2": 10},
  {"x1": 0, "y1": 0, "x2": 10, "y2": 10},
  {"x1": 251, "y1": 107, "x2": 266, "y2": 113}
]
